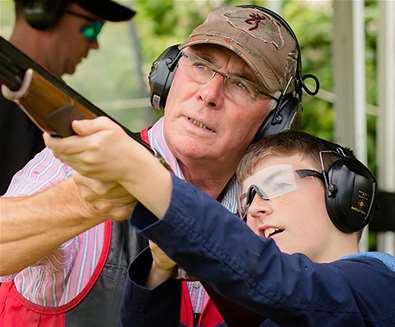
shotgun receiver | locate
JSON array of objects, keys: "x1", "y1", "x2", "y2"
[{"x1": 0, "y1": 35, "x2": 153, "y2": 153}]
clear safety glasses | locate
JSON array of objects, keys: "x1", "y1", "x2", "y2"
[{"x1": 238, "y1": 164, "x2": 323, "y2": 220}]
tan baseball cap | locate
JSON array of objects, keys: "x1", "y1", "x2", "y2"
[{"x1": 180, "y1": 6, "x2": 298, "y2": 95}]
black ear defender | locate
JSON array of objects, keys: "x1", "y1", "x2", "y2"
[
  {"x1": 148, "y1": 45, "x2": 182, "y2": 111},
  {"x1": 148, "y1": 6, "x2": 319, "y2": 136},
  {"x1": 320, "y1": 147, "x2": 377, "y2": 233},
  {"x1": 22, "y1": 0, "x2": 66, "y2": 30}
]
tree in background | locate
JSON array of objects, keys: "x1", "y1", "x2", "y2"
[{"x1": 0, "y1": 0, "x2": 379, "y2": 171}]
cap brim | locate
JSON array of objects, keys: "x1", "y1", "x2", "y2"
[{"x1": 75, "y1": 0, "x2": 135, "y2": 22}]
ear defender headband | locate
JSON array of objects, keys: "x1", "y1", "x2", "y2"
[
  {"x1": 22, "y1": 0, "x2": 66, "y2": 30},
  {"x1": 320, "y1": 147, "x2": 377, "y2": 233},
  {"x1": 148, "y1": 6, "x2": 319, "y2": 142}
]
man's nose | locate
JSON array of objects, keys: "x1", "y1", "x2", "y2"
[
  {"x1": 198, "y1": 73, "x2": 225, "y2": 108},
  {"x1": 89, "y1": 39, "x2": 99, "y2": 50}
]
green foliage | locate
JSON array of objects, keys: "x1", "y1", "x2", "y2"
[
  {"x1": 0, "y1": 0, "x2": 15, "y2": 36},
  {"x1": 0, "y1": 0, "x2": 380, "y2": 167},
  {"x1": 133, "y1": 0, "x2": 211, "y2": 65},
  {"x1": 132, "y1": 0, "x2": 338, "y2": 139}
]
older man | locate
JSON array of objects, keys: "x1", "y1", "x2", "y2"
[
  {"x1": 0, "y1": 4, "x2": 315, "y2": 326},
  {"x1": 0, "y1": 0, "x2": 135, "y2": 194}
]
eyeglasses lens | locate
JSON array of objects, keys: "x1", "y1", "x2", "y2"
[{"x1": 81, "y1": 21, "x2": 104, "y2": 41}]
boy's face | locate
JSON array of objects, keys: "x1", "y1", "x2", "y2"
[{"x1": 242, "y1": 154, "x2": 340, "y2": 262}]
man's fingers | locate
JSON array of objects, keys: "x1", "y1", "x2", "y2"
[
  {"x1": 44, "y1": 131, "x2": 106, "y2": 159},
  {"x1": 74, "y1": 173, "x2": 135, "y2": 203},
  {"x1": 43, "y1": 132, "x2": 87, "y2": 156},
  {"x1": 71, "y1": 117, "x2": 116, "y2": 137},
  {"x1": 149, "y1": 241, "x2": 176, "y2": 270},
  {"x1": 45, "y1": 117, "x2": 121, "y2": 157},
  {"x1": 110, "y1": 202, "x2": 136, "y2": 221}
]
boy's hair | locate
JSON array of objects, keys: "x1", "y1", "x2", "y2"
[
  {"x1": 236, "y1": 131, "x2": 364, "y2": 240},
  {"x1": 237, "y1": 131, "x2": 354, "y2": 183}
]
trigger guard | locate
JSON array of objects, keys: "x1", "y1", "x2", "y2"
[{"x1": 1, "y1": 68, "x2": 33, "y2": 100}]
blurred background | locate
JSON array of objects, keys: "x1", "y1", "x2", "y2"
[
  {"x1": 1, "y1": 0, "x2": 394, "y2": 252},
  {"x1": 0, "y1": 0, "x2": 375, "y2": 138}
]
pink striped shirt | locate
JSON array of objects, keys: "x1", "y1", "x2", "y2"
[
  {"x1": 0, "y1": 148, "x2": 105, "y2": 307},
  {"x1": 1, "y1": 118, "x2": 239, "y2": 313},
  {"x1": 148, "y1": 119, "x2": 239, "y2": 314}
]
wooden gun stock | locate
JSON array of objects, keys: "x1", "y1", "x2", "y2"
[
  {"x1": 15, "y1": 70, "x2": 99, "y2": 138},
  {"x1": 0, "y1": 36, "x2": 152, "y2": 152}
]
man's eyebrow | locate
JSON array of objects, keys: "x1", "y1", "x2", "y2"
[
  {"x1": 232, "y1": 71, "x2": 258, "y2": 83},
  {"x1": 189, "y1": 50, "x2": 259, "y2": 84},
  {"x1": 191, "y1": 51, "x2": 216, "y2": 63},
  {"x1": 233, "y1": 67, "x2": 259, "y2": 84}
]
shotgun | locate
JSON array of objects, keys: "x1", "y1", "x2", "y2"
[
  {"x1": 0, "y1": 36, "x2": 264, "y2": 325},
  {"x1": 0, "y1": 35, "x2": 154, "y2": 153}
]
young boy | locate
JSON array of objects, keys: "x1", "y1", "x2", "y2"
[{"x1": 45, "y1": 118, "x2": 395, "y2": 326}]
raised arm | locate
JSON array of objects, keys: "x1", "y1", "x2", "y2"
[
  {"x1": 0, "y1": 178, "x2": 98, "y2": 275},
  {"x1": 0, "y1": 175, "x2": 134, "y2": 275},
  {"x1": 44, "y1": 118, "x2": 389, "y2": 325}
]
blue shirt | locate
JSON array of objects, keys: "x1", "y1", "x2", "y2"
[{"x1": 122, "y1": 175, "x2": 395, "y2": 326}]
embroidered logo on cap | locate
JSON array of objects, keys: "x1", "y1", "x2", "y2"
[
  {"x1": 245, "y1": 13, "x2": 266, "y2": 31},
  {"x1": 224, "y1": 8, "x2": 284, "y2": 49}
]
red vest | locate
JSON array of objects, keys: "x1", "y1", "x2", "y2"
[
  {"x1": 0, "y1": 129, "x2": 224, "y2": 327},
  {"x1": 180, "y1": 282, "x2": 224, "y2": 326}
]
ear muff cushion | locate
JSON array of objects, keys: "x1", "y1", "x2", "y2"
[
  {"x1": 149, "y1": 45, "x2": 181, "y2": 111},
  {"x1": 325, "y1": 158, "x2": 376, "y2": 233},
  {"x1": 253, "y1": 94, "x2": 300, "y2": 142},
  {"x1": 23, "y1": 0, "x2": 65, "y2": 30}
]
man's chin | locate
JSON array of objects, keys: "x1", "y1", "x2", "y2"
[
  {"x1": 64, "y1": 63, "x2": 78, "y2": 76},
  {"x1": 66, "y1": 67, "x2": 77, "y2": 76},
  {"x1": 173, "y1": 141, "x2": 218, "y2": 162}
]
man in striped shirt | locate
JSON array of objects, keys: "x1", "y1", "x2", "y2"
[{"x1": 0, "y1": 4, "x2": 309, "y2": 326}]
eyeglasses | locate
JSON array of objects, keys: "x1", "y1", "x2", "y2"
[
  {"x1": 64, "y1": 9, "x2": 104, "y2": 41},
  {"x1": 180, "y1": 52, "x2": 277, "y2": 103},
  {"x1": 80, "y1": 21, "x2": 104, "y2": 41},
  {"x1": 238, "y1": 166, "x2": 323, "y2": 220}
]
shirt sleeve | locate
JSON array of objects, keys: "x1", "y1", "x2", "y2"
[
  {"x1": 4, "y1": 147, "x2": 73, "y2": 196},
  {"x1": 129, "y1": 175, "x2": 389, "y2": 324},
  {"x1": 0, "y1": 147, "x2": 75, "y2": 281}
]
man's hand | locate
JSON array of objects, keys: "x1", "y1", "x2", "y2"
[
  {"x1": 150, "y1": 240, "x2": 176, "y2": 271},
  {"x1": 46, "y1": 116, "x2": 172, "y2": 222},
  {"x1": 145, "y1": 241, "x2": 177, "y2": 289},
  {"x1": 73, "y1": 173, "x2": 136, "y2": 222},
  {"x1": 44, "y1": 117, "x2": 144, "y2": 183}
]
